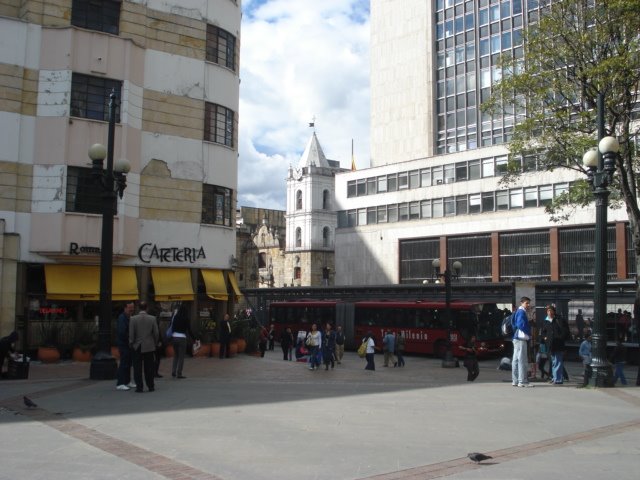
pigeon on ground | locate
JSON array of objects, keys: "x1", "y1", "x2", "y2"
[
  {"x1": 23, "y1": 396, "x2": 37, "y2": 408},
  {"x1": 467, "y1": 452, "x2": 492, "y2": 463}
]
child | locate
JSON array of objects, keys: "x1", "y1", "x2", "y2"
[{"x1": 578, "y1": 331, "x2": 592, "y2": 387}]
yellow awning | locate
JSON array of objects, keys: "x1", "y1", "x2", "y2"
[
  {"x1": 151, "y1": 268, "x2": 194, "y2": 301},
  {"x1": 227, "y1": 271, "x2": 243, "y2": 301},
  {"x1": 201, "y1": 269, "x2": 228, "y2": 301},
  {"x1": 45, "y1": 265, "x2": 139, "y2": 301}
]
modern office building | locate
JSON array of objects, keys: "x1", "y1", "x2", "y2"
[
  {"x1": 333, "y1": 0, "x2": 633, "y2": 289},
  {"x1": 0, "y1": 0, "x2": 241, "y2": 343}
]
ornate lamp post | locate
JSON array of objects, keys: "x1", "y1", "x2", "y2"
[
  {"x1": 581, "y1": 93, "x2": 617, "y2": 387},
  {"x1": 89, "y1": 90, "x2": 130, "y2": 380},
  {"x1": 432, "y1": 258, "x2": 462, "y2": 368}
]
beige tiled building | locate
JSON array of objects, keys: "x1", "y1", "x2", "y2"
[{"x1": 0, "y1": 0, "x2": 242, "y2": 343}]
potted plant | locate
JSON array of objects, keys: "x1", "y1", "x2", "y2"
[
  {"x1": 37, "y1": 319, "x2": 63, "y2": 363},
  {"x1": 72, "y1": 322, "x2": 97, "y2": 362}
]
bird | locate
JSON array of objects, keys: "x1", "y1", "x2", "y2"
[
  {"x1": 23, "y1": 396, "x2": 37, "y2": 408},
  {"x1": 467, "y1": 452, "x2": 492, "y2": 463}
]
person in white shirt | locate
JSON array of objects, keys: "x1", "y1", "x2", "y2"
[{"x1": 364, "y1": 331, "x2": 376, "y2": 371}]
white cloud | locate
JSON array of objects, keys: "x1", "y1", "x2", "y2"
[{"x1": 238, "y1": 0, "x2": 370, "y2": 210}]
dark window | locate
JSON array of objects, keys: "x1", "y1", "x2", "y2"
[
  {"x1": 296, "y1": 190, "x2": 302, "y2": 210},
  {"x1": 500, "y1": 230, "x2": 550, "y2": 281},
  {"x1": 323, "y1": 189, "x2": 330, "y2": 209},
  {"x1": 294, "y1": 267, "x2": 301, "y2": 279},
  {"x1": 204, "y1": 102, "x2": 235, "y2": 147},
  {"x1": 70, "y1": 73, "x2": 122, "y2": 122},
  {"x1": 66, "y1": 166, "x2": 103, "y2": 214},
  {"x1": 399, "y1": 238, "x2": 440, "y2": 284},
  {"x1": 559, "y1": 226, "x2": 617, "y2": 281},
  {"x1": 202, "y1": 184, "x2": 233, "y2": 226},
  {"x1": 323, "y1": 227, "x2": 331, "y2": 247},
  {"x1": 206, "y1": 25, "x2": 236, "y2": 71},
  {"x1": 447, "y1": 235, "x2": 492, "y2": 282},
  {"x1": 71, "y1": 0, "x2": 121, "y2": 35}
]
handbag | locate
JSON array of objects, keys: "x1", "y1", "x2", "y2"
[{"x1": 357, "y1": 340, "x2": 367, "y2": 358}]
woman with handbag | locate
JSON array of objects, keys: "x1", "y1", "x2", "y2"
[
  {"x1": 363, "y1": 331, "x2": 376, "y2": 371},
  {"x1": 305, "y1": 323, "x2": 321, "y2": 370}
]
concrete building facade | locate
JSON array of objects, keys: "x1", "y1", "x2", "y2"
[{"x1": 333, "y1": 0, "x2": 634, "y2": 288}]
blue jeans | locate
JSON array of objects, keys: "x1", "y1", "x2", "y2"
[
  {"x1": 613, "y1": 362, "x2": 627, "y2": 385},
  {"x1": 512, "y1": 339, "x2": 528, "y2": 385},
  {"x1": 116, "y1": 345, "x2": 131, "y2": 386},
  {"x1": 551, "y1": 351, "x2": 564, "y2": 383}
]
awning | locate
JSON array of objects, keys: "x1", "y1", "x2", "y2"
[
  {"x1": 151, "y1": 268, "x2": 194, "y2": 301},
  {"x1": 201, "y1": 269, "x2": 228, "y2": 301},
  {"x1": 227, "y1": 271, "x2": 243, "y2": 301},
  {"x1": 44, "y1": 265, "x2": 139, "y2": 301}
]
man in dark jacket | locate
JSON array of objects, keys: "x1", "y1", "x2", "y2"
[
  {"x1": 219, "y1": 313, "x2": 232, "y2": 359},
  {"x1": 542, "y1": 304, "x2": 568, "y2": 385},
  {"x1": 116, "y1": 302, "x2": 134, "y2": 391}
]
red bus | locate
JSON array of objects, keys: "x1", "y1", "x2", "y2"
[{"x1": 268, "y1": 300, "x2": 505, "y2": 358}]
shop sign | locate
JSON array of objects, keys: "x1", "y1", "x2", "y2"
[
  {"x1": 69, "y1": 242, "x2": 100, "y2": 255},
  {"x1": 138, "y1": 243, "x2": 206, "y2": 264}
]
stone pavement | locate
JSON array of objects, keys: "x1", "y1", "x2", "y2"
[{"x1": 0, "y1": 351, "x2": 638, "y2": 480}]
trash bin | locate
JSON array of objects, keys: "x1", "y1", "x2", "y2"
[{"x1": 7, "y1": 359, "x2": 29, "y2": 379}]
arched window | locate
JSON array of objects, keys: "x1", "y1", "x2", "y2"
[
  {"x1": 323, "y1": 189, "x2": 330, "y2": 209},
  {"x1": 295, "y1": 227, "x2": 302, "y2": 247},
  {"x1": 258, "y1": 252, "x2": 266, "y2": 268},
  {"x1": 294, "y1": 267, "x2": 301, "y2": 279},
  {"x1": 296, "y1": 190, "x2": 302, "y2": 210},
  {"x1": 323, "y1": 226, "x2": 330, "y2": 247}
]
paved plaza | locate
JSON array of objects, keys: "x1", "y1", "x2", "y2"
[{"x1": 0, "y1": 351, "x2": 638, "y2": 480}]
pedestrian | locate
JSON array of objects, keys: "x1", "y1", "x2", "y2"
[
  {"x1": 395, "y1": 331, "x2": 406, "y2": 367},
  {"x1": 219, "y1": 313, "x2": 232, "y2": 359},
  {"x1": 460, "y1": 334, "x2": 479, "y2": 381},
  {"x1": 609, "y1": 335, "x2": 628, "y2": 386},
  {"x1": 334, "y1": 325, "x2": 345, "y2": 364},
  {"x1": 578, "y1": 331, "x2": 592, "y2": 387},
  {"x1": 363, "y1": 331, "x2": 376, "y2": 371},
  {"x1": 259, "y1": 326, "x2": 268, "y2": 357},
  {"x1": 268, "y1": 324, "x2": 276, "y2": 351},
  {"x1": 542, "y1": 305, "x2": 568, "y2": 385},
  {"x1": 116, "y1": 302, "x2": 135, "y2": 390},
  {"x1": 153, "y1": 310, "x2": 163, "y2": 378},
  {"x1": 280, "y1": 327, "x2": 294, "y2": 360},
  {"x1": 0, "y1": 331, "x2": 19, "y2": 378},
  {"x1": 170, "y1": 303, "x2": 194, "y2": 379},
  {"x1": 511, "y1": 296, "x2": 533, "y2": 387},
  {"x1": 382, "y1": 330, "x2": 397, "y2": 367},
  {"x1": 322, "y1": 323, "x2": 336, "y2": 370},
  {"x1": 575, "y1": 309, "x2": 585, "y2": 341},
  {"x1": 305, "y1": 323, "x2": 321, "y2": 370},
  {"x1": 129, "y1": 301, "x2": 160, "y2": 393}
]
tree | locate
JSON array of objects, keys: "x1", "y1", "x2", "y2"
[{"x1": 485, "y1": 0, "x2": 640, "y2": 347}]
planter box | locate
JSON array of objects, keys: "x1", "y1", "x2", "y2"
[{"x1": 8, "y1": 359, "x2": 29, "y2": 379}]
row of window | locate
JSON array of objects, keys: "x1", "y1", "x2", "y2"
[
  {"x1": 70, "y1": 0, "x2": 237, "y2": 71},
  {"x1": 71, "y1": 73, "x2": 235, "y2": 148},
  {"x1": 295, "y1": 190, "x2": 331, "y2": 210},
  {"x1": 346, "y1": 153, "x2": 546, "y2": 198},
  {"x1": 338, "y1": 182, "x2": 568, "y2": 228},
  {"x1": 66, "y1": 167, "x2": 233, "y2": 227},
  {"x1": 398, "y1": 224, "x2": 634, "y2": 283},
  {"x1": 293, "y1": 227, "x2": 332, "y2": 248}
]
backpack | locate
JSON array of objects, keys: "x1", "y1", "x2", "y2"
[
  {"x1": 357, "y1": 339, "x2": 368, "y2": 358},
  {"x1": 501, "y1": 313, "x2": 515, "y2": 336}
]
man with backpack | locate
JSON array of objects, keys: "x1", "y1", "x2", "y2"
[{"x1": 511, "y1": 296, "x2": 533, "y2": 387}]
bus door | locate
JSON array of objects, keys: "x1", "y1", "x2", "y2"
[{"x1": 337, "y1": 302, "x2": 355, "y2": 349}]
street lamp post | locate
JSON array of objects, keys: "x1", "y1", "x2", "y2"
[
  {"x1": 581, "y1": 93, "x2": 617, "y2": 388},
  {"x1": 432, "y1": 258, "x2": 462, "y2": 368},
  {"x1": 89, "y1": 90, "x2": 130, "y2": 380}
]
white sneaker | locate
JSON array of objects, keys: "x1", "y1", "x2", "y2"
[
  {"x1": 116, "y1": 384, "x2": 130, "y2": 391},
  {"x1": 127, "y1": 382, "x2": 137, "y2": 388}
]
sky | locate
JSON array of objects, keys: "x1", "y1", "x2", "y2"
[{"x1": 237, "y1": 0, "x2": 371, "y2": 210}]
